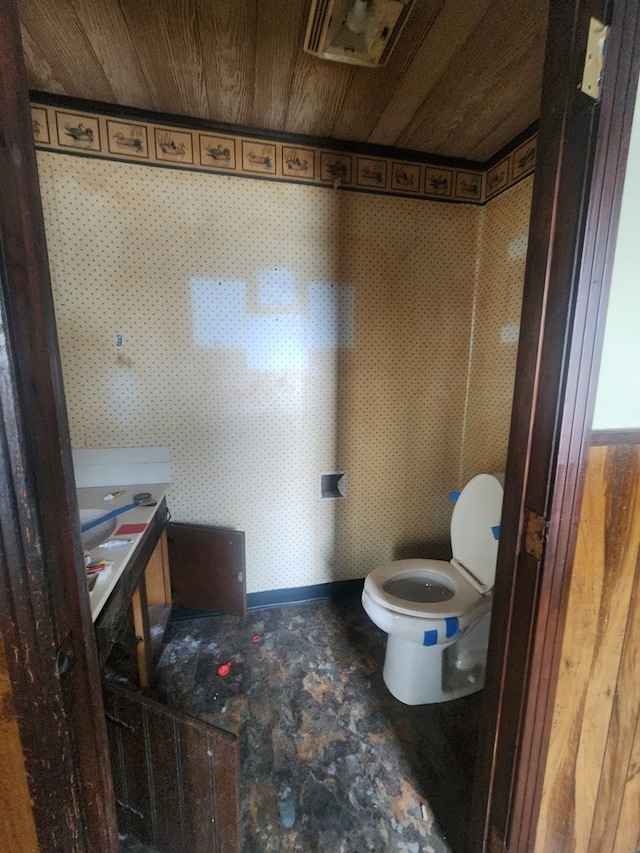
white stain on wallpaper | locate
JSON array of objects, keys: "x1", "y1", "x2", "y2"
[{"x1": 192, "y1": 277, "x2": 355, "y2": 369}]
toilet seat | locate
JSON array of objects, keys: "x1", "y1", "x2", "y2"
[
  {"x1": 364, "y1": 558, "x2": 484, "y2": 619},
  {"x1": 364, "y1": 472, "x2": 503, "y2": 620}
]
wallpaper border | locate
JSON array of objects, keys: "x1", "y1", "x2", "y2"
[{"x1": 30, "y1": 100, "x2": 536, "y2": 205}]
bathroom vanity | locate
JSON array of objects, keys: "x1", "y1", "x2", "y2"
[
  {"x1": 79, "y1": 483, "x2": 246, "y2": 687},
  {"x1": 78, "y1": 483, "x2": 245, "y2": 851},
  {"x1": 79, "y1": 483, "x2": 171, "y2": 686}
]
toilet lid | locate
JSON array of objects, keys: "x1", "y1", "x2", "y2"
[{"x1": 450, "y1": 474, "x2": 503, "y2": 590}]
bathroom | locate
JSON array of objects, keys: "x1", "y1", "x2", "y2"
[
  {"x1": 27, "y1": 4, "x2": 535, "y2": 847},
  {"x1": 33, "y1": 105, "x2": 531, "y2": 849},
  {"x1": 42, "y1": 154, "x2": 530, "y2": 607},
  {"x1": 3, "y1": 0, "x2": 623, "y2": 850},
  {"x1": 3, "y1": 0, "x2": 640, "y2": 844}
]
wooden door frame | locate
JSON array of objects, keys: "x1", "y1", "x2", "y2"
[
  {"x1": 1, "y1": 0, "x2": 639, "y2": 849},
  {"x1": 0, "y1": 0, "x2": 119, "y2": 849},
  {"x1": 469, "y1": 0, "x2": 640, "y2": 849}
]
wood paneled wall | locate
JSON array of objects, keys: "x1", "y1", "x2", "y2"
[
  {"x1": 0, "y1": 635, "x2": 39, "y2": 853},
  {"x1": 536, "y1": 442, "x2": 640, "y2": 852}
]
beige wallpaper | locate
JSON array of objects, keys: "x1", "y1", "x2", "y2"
[
  {"x1": 38, "y1": 152, "x2": 531, "y2": 593},
  {"x1": 460, "y1": 179, "x2": 532, "y2": 484}
]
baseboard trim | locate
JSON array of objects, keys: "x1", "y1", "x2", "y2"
[
  {"x1": 169, "y1": 578, "x2": 365, "y2": 621},
  {"x1": 246, "y1": 578, "x2": 364, "y2": 610}
]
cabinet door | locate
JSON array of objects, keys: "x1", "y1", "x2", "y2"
[
  {"x1": 167, "y1": 523, "x2": 247, "y2": 616},
  {"x1": 104, "y1": 680, "x2": 240, "y2": 853}
]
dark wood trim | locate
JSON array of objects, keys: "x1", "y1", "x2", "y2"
[
  {"x1": 511, "y1": 0, "x2": 640, "y2": 845},
  {"x1": 590, "y1": 427, "x2": 640, "y2": 445},
  {"x1": 469, "y1": 0, "x2": 640, "y2": 849},
  {"x1": 0, "y1": 0, "x2": 119, "y2": 849}
]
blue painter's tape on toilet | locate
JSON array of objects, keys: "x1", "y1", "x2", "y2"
[
  {"x1": 445, "y1": 616, "x2": 459, "y2": 639},
  {"x1": 423, "y1": 629, "x2": 438, "y2": 647},
  {"x1": 491, "y1": 525, "x2": 501, "y2": 540},
  {"x1": 449, "y1": 490, "x2": 461, "y2": 502}
]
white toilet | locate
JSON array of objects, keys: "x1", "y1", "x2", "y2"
[{"x1": 361, "y1": 473, "x2": 503, "y2": 705}]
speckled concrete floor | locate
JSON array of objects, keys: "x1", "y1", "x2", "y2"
[{"x1": 144, "y1": 596, "x2": 480, "y2": 852}]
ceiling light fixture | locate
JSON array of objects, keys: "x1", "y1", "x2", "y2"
[{"x1": 304, "y1": 0, "x2": 416, "y2": 67}]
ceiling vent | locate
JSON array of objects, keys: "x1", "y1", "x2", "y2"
[{"x1": 304, "y1": 0, "x2": 416, "y2": 67}]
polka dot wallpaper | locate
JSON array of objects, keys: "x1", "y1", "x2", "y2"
[
  {"x1": 460, "y1": 179, "x2": 532, "y2": 484},
  {"x1": 38, "y1": 152, "x2": 532, "y2": 593}
]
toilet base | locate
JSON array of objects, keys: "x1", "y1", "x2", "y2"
[{"x1": 383, "y1": 633, "x2": 486, "y2": 705}]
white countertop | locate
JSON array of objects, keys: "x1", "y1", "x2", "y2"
[{"x1": 77, "y1": 483, "x2": 168, "y2": 622}]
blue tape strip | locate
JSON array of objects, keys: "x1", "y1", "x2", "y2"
[
  {"x1": 491, "y1": 525, "x2": 501, "y2": 540},
  {"x1": 423, "y1": 629, "x2": 438, "y2": 647},
  {"x1": 445, "y1": 616, "x2": 459, "y2": 639},
  {"x1": 449, "y1": 490, "x2": 461, "y2": 502}
]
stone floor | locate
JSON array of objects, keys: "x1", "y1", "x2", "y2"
[
  {"x1": 118, "y1": 595, "x2": 480, "y2": 853},
  {"x1": 118, "y1": 596, "x2": 480, "y2": 851}
]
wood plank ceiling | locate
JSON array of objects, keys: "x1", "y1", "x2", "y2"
[{"x1": 18, "y1": 0, "x2": 549, "y2": 163}]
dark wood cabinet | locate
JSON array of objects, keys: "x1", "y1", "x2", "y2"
[
  {"x1": 104, "y1": 681, "x2": 240, "y2": 853},
  {"x1": 95, "y1": 508, "x2": 247, "y2": 685},
  {"x1": 168, "y1": 522, "x2": 247, "y2": 617},
  {"x1": 94, "y1": 498, "x2": 170, "y2": 676},
  {"x1": 96, "y1": 511, "x2": 246, "y2": 852}
]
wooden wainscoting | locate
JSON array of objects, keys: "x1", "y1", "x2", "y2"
[
  {"x1": 104, "y1": 681, "x2": 240, "y2": 852},
  {"x1": 536, "y1": 441, "x2": 640, "y2": 852}
]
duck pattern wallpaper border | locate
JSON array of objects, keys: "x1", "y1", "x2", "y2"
[{"x1": 30, "y1": 102, "x2": 536, "y2": 205}]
